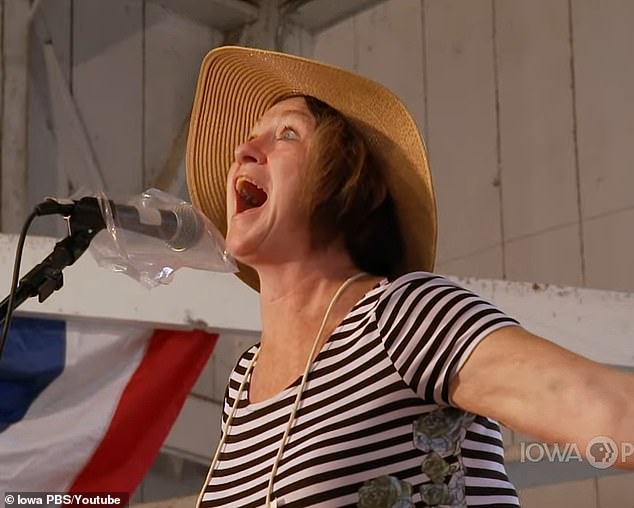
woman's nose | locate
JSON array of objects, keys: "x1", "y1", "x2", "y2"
[{"x1": 234, "y1": 138, "x2": 266, "y2": 165}]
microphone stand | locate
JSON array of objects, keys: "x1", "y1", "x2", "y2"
[{"x1": 0, "y1": 203, "x2": 104, "y2": 328}]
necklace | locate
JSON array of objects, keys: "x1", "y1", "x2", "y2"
[{"x1": 197, "y1": 272, "x2": 369, "y2": 508}]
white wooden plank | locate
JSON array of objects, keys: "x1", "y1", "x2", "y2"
[
  {"x1": 572, "y1": 0, "x2": 634, "y2": 292},
  {"x1": 495, "y1": 0, "x2": 579, "y2": 239},
  {"x1": 162, "y1": 395, "x2": 221, "y2": 465},
  {"x1": 596, "y1": 473, "x2": 634, "y2": 508},
  {"x1": 149, "y1": 0, "x2": 257, "y2": 32},
  {"x1": 27, "y1": 1, "x2": 72, "y2": 237},
  {"x1": 27, "y1": 91, "x2": 62, "y2": 237},
  {"x1": 517, "y1": 479, "x2": 598, "y2": 508},
  {"x1": 424, "y1": 0, "x2": 501, "y2": 276},
  {"x1": 280, "y1": 22, "x2": 314, "y2": 57},
  {"x1": 572, "y1": 0, "x2": 634, "y2": 220},
  {"x1": 1, "y1": 0, "x2": 30, "y2": 233},
  {"x1": 312, "y1": 16, "x2": 356, "y2": 70},
  {"x1": 584, "y1": 208, "x2": 634, "y2": 292},
  {"x1": 354, "y1": 0, "x2": 425, "y2": 133},
  {"x1": 41, "y1": 40, "x2": 107, "y2": 192},
  {"x1": 0, "y1": 232, "x2": 631, "y2": 368},
  {"x1": 72, "y1": 0, "x2": 143, "y2": 195},
  {"x1": 436, "y1": 247, "x2": 504, "y2": 281},
  {"x1": 288, "y1": 0, "x2": 385, "y2": 33},
  {"x1": 143, "y1": 4, "x2": 222, "y2": 191},
  {"x1": 505, "y1": 225, "x2": 583, "y2": 287},
  {"x1": 0, "y1": 233, "x2": 261, "y2": 333},
  {"x1": 452, "y1": 275, "x2": 634, "y2": 368}
]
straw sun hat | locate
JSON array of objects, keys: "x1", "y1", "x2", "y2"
[{"x1": 186, "y1": 45, "x2": 437, "y2": 291}]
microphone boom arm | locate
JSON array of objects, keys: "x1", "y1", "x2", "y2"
[{"x1": 0, "y1": 223, "x2": 99, "y2": 327}]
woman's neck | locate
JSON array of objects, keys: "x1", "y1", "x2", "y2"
[
  {"x1": 255, "y1": 241, "x2": 380, "y2": 344},
  {"x1": 259, "y1": 265, "x2": 360, "y2": 343},
  {"x1": 250, "y1": 263, "x2": 382, "y2": 403}
]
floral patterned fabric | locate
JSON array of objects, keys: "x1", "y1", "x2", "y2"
[{"x1": 359, "y1": 407, "x2": 477, "y2": 508}]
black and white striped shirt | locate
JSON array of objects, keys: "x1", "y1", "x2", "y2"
[{"x1": 200, "y1": 272, "x2": 521, "y2": 507}]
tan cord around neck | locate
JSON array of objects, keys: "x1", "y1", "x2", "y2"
[{"x1": 197, "y1": 272, "x2": 368, "y2": 508}]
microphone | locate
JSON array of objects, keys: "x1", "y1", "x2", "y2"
[{"x1": 37, "y1": 196, "x2": 204, "y2": 251}]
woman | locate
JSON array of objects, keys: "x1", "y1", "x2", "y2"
[{"x1": 186, "y1": 46, "x2": 633, "y2": 507}]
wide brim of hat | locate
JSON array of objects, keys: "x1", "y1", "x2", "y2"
[{"x1": 186, "y1": 45, "x2": 437, "y2": 292}]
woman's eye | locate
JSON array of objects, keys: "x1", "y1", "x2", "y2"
[{"x1": 278, "y1": 126, "x2": 298, "y2": 140}]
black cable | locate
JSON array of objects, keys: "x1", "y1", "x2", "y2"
[{"x1": 0, "y1": 211, "x2": 38, "y2": 358}]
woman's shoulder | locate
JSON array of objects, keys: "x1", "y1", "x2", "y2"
[
  {"x1": 227, "y1": 343, "x2": 260, "y2": 382},
  {"x1": 374, "y1": 271, "x2": 497, "y2": 322},
  {"x1": 375, "y1": 271, "x2": 518, "y2": 331},
  {"x1": 378, "y1": 271, "x2": 460, "y2": 298}
]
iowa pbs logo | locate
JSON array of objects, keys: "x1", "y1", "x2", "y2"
[{"x1": 586, "y1": 436, "x2": 627, "y2": 469}]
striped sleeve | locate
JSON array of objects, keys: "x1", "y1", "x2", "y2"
[{"x1": 376, "y1": 272, "x2": 520, "y2": 406}]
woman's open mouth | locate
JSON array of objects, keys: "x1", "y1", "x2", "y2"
[{"x1": 235, "y1": 176, "x2": 268, "y2": 214}]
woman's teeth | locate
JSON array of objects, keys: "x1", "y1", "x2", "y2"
[{"x1": 236, "y1": 176, "x2": 268, "y2": 209}]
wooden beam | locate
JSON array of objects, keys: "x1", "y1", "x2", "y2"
[
  {"x1": 451, "y1": 275, "x2": 634, "y2": 368},
  {"x1": 0, "y1": 233, "x2": 261, "y2": 333},
  {"x1": 0, "y1": 233, "x2": 632, "y2": 368},
  {"x1": 147, "y1": 0, "x2": 387, "y2": 38},
  {"x1": 72, "y1": 0, "x2": 143, "y2": 195},
  {"x1": 34, "y1": 26, "x2": 107, "y2": 191},
  {"x1": 234, "y1": 0, "x2": 282, "y2": 50},
  {"x1": 148, "y1": 0, "x2": 257, "y2": 32},
  {"x1": 1, "y1": 0, "x2": 31, "y2": 233},
  {"x1": 285, "y1": 0, "x2": 387, "y2": 33}
]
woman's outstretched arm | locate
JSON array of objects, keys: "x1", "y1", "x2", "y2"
[{"x1": 450, "y1": 326, "x2": 634, "y2": 469}]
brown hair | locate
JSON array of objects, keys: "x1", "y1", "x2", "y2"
[{"x1": 299, "y1": 95, "x2": 404, "y2": 278}]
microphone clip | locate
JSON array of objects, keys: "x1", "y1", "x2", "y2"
[{"x1": 35, "y1": 197, "x2": 108, "y2": 236}]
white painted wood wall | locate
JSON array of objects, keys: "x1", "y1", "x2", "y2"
[
  {"x1": 27, "y1": 0, "x2": 224, "y2": 236},
  {"x1": 314, "y1": 0, "x2": 634, "y2": 294},
  {"x1": 11, "y1": 0, "x2": 634, "y2": 505}
]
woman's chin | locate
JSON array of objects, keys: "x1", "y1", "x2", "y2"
[
  {"x1": 226, "y1": 234, "x2": 263, "y2": 265},
  {"x1": 226, "y1": 226, "x2": 310, "y2": 267}
]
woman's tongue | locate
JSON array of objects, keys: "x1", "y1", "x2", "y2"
[{"x1": 237, "y1": 178, "x2": 268, "y2": 213}]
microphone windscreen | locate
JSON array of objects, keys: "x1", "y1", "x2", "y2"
[{"x1": 168, "y1": 205, "x2": 203, "y2": 251}]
